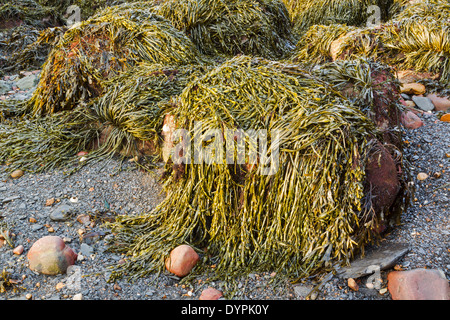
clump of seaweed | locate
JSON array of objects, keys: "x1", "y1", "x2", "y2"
[
  {"x1": 291, "y1": 14, "x2": 450, "y2": 83},
  {"x1": 282, "y1": 0, "x2": 395, "y2": 37},
  {"x1": 153, "y1": 0, "x2": 295, "y2": 59},
  {"x1": 0, "y1": 269, "x2": 22, "y2": 294},
  {"x1": 86, "y1": 62, "x2": 210, "y2": 161},
  {"x1": 26, "y1": 9, "x2": 200, "y2": 116},
  {"x1": 106, "y1": 55, "x2": 392, "y2": 282}
]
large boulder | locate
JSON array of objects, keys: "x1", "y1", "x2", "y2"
[{"x1": 27, "y1": 236, "x2": 77, "y2": 275}]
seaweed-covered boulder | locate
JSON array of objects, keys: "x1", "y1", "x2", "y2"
[
  {"x1": 107, "y1": 56, "x2": 408, "y2": 282},
  {"x1": 154, "y1": 0, "x2": 295, "y2": 59},
  {"x1": 27, "y1": 6, "x2": 200, "y2": 116}
]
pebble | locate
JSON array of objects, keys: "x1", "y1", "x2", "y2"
[
  {"x1": 73, "y1": 293, "x2": 83, "y2": 300},
  {"x1": 49, "y1": 204, "x2": 76, "y2": 221},
  {"x1": 10, "y1": 169, "x2": 24, "y2": 179},
  {"x1": 80, "y1": 243, "x2": 94, "y2": 256},
  {"x1": 440, "y1": 113, "x2": 450, "y2": 122},
  {"x1": 417, "y1": 172, "x2": 429, "y2": 181},
  {"x1": 13, "y1": 245, "x2": 24, "y2": 255},
  {"x1": 347, "y1": 278, "x2": 359, "y2": 291}
]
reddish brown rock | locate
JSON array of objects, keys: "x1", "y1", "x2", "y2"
[
  {"x1": 387, "y1": 269, "x2": 450, "y2": 300},
  {"x1": 401, "y1": 111, "x2": 423, "y2": 129},
  {"x1": 199, "y1": 287, "x2": 223, "y2": 300},
  {"x1": 426, "y1": 94, "x2": 450, "y2": 112},
  {"x1": 27, "y1": 236, "x2": 77, "y2": 275},
  {"x1": 365, "y1": 143, "x2": 401, "y2": 218},
  {"x1": 165, "y1": 245, "x2": 199, "y2": 277}
]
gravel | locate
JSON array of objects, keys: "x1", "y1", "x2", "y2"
[{"x1": 0, "y1": 73, "x2": 448, "y2": 301}]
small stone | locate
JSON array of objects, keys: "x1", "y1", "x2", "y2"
[
  {"x1": 417, "y1": 173, "x2": 429, "y2": 181},
  {"x1": 348, "y1": 278, "x2": 359, "y2": 291},
  {"x1": 45, "y1": 198, "x2": 55, "y2": 206},
  {"x1": 80, "y1": 243, "x2": 94, "y2": 256},
  {"x1": 25, "y1": 293, "x2": 32, "y2": 300},
  {"x1": 16, "y1": 75, "x2": 37, "y2": 90},
  {"x1": 387, "y1": 268, "x2": 450, "y2": 300},
  {"x1": 49, "y1": 204, "x2": 75, "y2": 222},
  {"x1": 433, "y1": 172, "x2": 442, "y2": 179},
  {"x1": 401, "y1": 111, "x2": 423, "y2": 129},
  {"x1": 55, "y1": 282, "x2": 65, "y2": 291},
  {"x1": 29, "y1": 217, "x2": 37, "y2": 223},
  {"x1": 165, "y1": 245, "x2": 199, "y2": 277},
  {"x1": 440, "y1": 113, "x2": 450, "y2": 122},
  {"x1": 10, "y1": 169, "x2": 24, "y2": 179},
  {"x1": 400, "y1": 83, "x2": 426, "y2": 95},
  {"x1": 73, "y1": 293, "x2": 83, "y2": 300},
  {"x1": 47, "y1": 227, "x2": 55, "y2": 233},
  {"x1": 412, "y1": 96, "x2": 435, "y2": 112},
  {"x1": 13, "y1": 245, "x2": 24, "y2": 255},
  {"x1": 199, "y1": 287, "x2": 223, "y2": 300},
  {"x1": 69, "y1": 196, "x2": 78, "y2": 203},
  {"x1": 77, "y1": 151, "x2": 88, "y2": 157},
  {"x1": 76, "y1": 214, "x2": 90, "y2": 225},
  {"x1": 401, "y1": 93, "x2": 411, "y2": 100},
  {"x1": 27, "y1": 236, "x2": 77, "y2": 275},
  {"x1": 379, "y1": 287, "x2": 388, "y2": 295}
]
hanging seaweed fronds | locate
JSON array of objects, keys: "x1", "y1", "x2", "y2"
[
  {"x1": 106, "y1": 55, "x2": 387, "y2": 283},
  {"x1": 0, "y1": 107, "x2": 98, "y2": 174},
  {"x1": 86, "y1": 62, "x2": 211, "y2": 161},
  {"x1": 382, "y1": 18, "x2": 450, "y2": 83}
]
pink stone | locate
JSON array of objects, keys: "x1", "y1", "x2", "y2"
[
  {"x1": 401, "y1": 111, "x2": 423, "y2": 129},
  {"x1": 387, "y1": 268, "x2": 450, "y2": 300},
  {"x1": 426, "y1": 94, "x2": 450, "y2": 112},
  {"x1": 165, "y1": 245, "x2": 199, "y2": 277},
  {"x1": 13, "y1": 245, "x2": 24, "y2": 255},
  {"x1": 199, "y1": 287, "x2": 223, "y2": 300},
  {"x1": 27, "y1": 236, "x2": 77, "y2": 275}
]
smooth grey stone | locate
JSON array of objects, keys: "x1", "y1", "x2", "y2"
[
  {"x1": 49, "y1": 204, "x2": 76, "y2": 221},
  {"x1": 15, "y1": 75, "x2": 37, "y2": 90},
  {"x1": 80, "y1": 243, "x2": 94, "y2": 256},
  {"x1": 412, "y1": 96, "x2": 435, "y2": 112}
]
